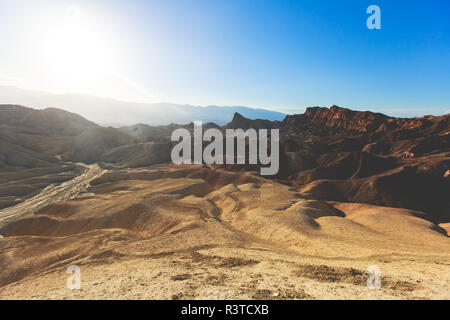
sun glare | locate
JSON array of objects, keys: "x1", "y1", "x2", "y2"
[{"x1": 38, "y1": 5, "x2": 119, "y2": 94}]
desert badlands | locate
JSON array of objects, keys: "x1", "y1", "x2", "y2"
[{"x1": 0, "y1": 105, "x2": 448, "y2": 299}]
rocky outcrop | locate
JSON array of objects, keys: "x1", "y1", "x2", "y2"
[
  {"x1": 283, "y1": 105, "x2": 389, "y2": 133},
  {"x1": 225, "y1": 112, "x2": 275, "y2": 130},
  {"x1": 279, "y1": 106, "x2": 450, "y2": 222},
  {"x1": 283, "y1": 105, "x2": 450, "y2": 136}
]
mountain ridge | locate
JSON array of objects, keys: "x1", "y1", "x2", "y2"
[{"x1": 0, "y1": 86, "x2": 286, "y2": 126}]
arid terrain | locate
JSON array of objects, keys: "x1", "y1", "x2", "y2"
[{"x1": 0, "y1": 104, "x2": 448, "y2": 299}]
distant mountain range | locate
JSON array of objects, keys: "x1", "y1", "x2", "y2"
[{"x1": 0, "y1": 86, "x2": 286, "y2": 126}]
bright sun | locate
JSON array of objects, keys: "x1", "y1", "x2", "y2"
[{"x1": 39, "y1": 5, "x2": 119, "y2": 93}]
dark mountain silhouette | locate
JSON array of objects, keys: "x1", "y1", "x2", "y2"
[{"x1": 224, "y1": 112, "x2": 277, "y2": 130}]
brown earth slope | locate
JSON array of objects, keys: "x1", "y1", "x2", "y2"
[{"x1": 0, "y1": 164, "x2": 449, "y2": 299}]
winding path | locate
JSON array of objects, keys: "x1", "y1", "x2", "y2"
[{"x1": 0, "y1": 163, "x2": 106, "y2": 228}]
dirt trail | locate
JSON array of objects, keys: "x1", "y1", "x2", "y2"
[{"x1": 0, "y1": 164, "x2": 106, "y2": 228}]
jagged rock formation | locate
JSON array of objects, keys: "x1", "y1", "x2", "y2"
[
  {"x1": 273, "y1": 106, "x2": 449, "y2": 222},
  {"x1": 1, "y1": 104, "x2": 449, "y2": 221},
  {"x1": 224, "y1": 112, "x2": 277, "y2": 130}
]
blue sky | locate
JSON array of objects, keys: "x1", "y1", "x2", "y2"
[{"x1": 0, "y1": 0, "x2": 449, "y2": 116}]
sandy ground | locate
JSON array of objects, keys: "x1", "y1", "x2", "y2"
[
  {"x1": 0, "y1": 164, "x2": 448, "y2": 300},
  {"x1": 1, "y1": 247, "x2": 449, "y2": 300}
]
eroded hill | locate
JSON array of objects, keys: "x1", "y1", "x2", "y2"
[{"x1": 0, "y1": 165, "x2": 449, "y2": 299}]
